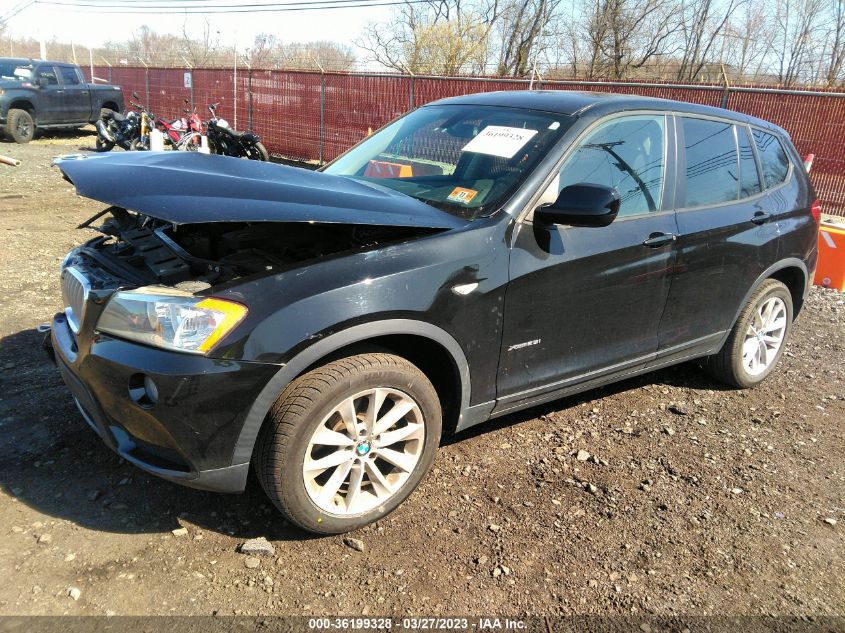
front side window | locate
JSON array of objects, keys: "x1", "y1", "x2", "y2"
[
  {"x1": 59, "y1": 66, "x2": 81, "y2": 85},
  {"x1": 682, "y1": 117, "x2": 738, "y2": 207},
  {"x1": 35, "y1": 66, "x2": 58, "y2": 85},
  {"x1": 557, "y1": 114, "x2": 665, "y2": 218},
  {"x1": 324, "y1": 105, "x2": 571, "y2": 219},
  {"x1": 752, "y1": 129, "x2": 790, "y2": 189}
]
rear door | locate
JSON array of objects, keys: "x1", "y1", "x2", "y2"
[
  {"x1": 497, "y1": 113, "x2": 678, "y2": 405},
  {"x1": 57, "y1": 66, "x2": 90, "y2": 123},
  {"x1": 656, "y1": 115, "x2": 779, "y2": 358}
]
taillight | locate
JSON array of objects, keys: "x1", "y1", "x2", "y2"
[
  {"x1": 810, "y1": 199, "x2": 822, "y2": 225},
  {"x1": 803, "y1": 153, "x2": 815, "y2": 172}
]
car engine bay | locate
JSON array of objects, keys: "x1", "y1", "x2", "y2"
[{"x1": 73, "y1": 206, "x2": 437, "y2": 289}]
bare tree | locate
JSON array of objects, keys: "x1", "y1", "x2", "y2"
[
  {"x1": 675, "y1": 0, "x2": 747, "y2": 81},
  {"x1": 181, "y1": 19, "x2": 219, "y2": 67},
  {"x1": 721, "y1": 2, "x2": 776, "y2": 81},
  {"x1": 825, "y1": 0, "x2": 845, "y2": 84},
  {"x1": 277, "y1": 41, "x2": 357, "y2": 71},
  {"x1": 495, "y1": 0, "x2": 562, "y2": 76},
  {"x1": 583, "y1": 0, "x2": 679, "y2": 79},
  {"x1": 773, "y1": 0, "x2": 826, "y2": 85},
  {"x1": 247, "y1": 33, "x2": 281, "y2": 69},
  {"x1": 357, "y1": 0, "x2": 495, "y2": 74}
]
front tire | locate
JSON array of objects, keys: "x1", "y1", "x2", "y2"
[
  {"x1": 5, "y1": 109, "x2": 35, "y2": 144},
  {"x1": 255, "y1": 353, "x2": 442, "y2": 534},
  {"x1": 95, "y1": 137, "x2": 115, "y2": 152},
  {"x1": 706, "y1": 279, "x2": 793, "y2": 388}
]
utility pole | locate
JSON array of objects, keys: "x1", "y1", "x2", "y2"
[{"x1": 233, "y1": 30, "x2": 238, "y2": 129}]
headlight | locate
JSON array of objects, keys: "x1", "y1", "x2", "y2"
[{"x1": 97, "y1": 287, "x2": 247, "y2": 354}]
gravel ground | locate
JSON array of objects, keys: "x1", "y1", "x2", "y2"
[{"x1": 0, "y1": 133, "x2": 843, "y2": 619}]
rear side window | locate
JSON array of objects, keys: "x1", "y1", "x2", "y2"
[
  {"x1": 738, "y1": 126, "x2": 761, "y2": 197},
  {"x1": 752, "y1": 129, "x2": 790, "y2": 188},
  {"x1": 681, "y1": 117, "x2": 737, "y2": 207},
  {"x1": 59, "y1": 66, "x2": 81, "y2": 85}
]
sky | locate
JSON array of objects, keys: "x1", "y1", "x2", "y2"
[{"x1": 1, "y1": 1, "x2": 395, "y2": 57}]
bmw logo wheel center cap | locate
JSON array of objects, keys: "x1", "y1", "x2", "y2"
[{"x1": 355, "y1": 440, "x2": 372, "y2": 456}]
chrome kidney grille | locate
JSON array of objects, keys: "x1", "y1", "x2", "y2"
[{"x1": 61, "y1": 267, "x2": 90, "y2": 334}]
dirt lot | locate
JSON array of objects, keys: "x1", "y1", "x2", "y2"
[{"x1": 0, "y1": 133, "x2": 843, "y2": 619}]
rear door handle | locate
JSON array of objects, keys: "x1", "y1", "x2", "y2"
[
  {"x1": 751, "y1": 211, "x2": 772, "y2": 225},
  {"x1": 642, "y1": 232, "x2": 676, "y2": 247}
]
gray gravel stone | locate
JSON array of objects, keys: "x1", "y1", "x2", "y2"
[
  {"x1": 239, "y1": 536, "x2": 276, "y2": 557},
  {"x1": 343, "y1": 537, "x2": 365, "y2": 552}
]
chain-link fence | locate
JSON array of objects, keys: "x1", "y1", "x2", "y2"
[{"x1": 83, "y1": 65, "x2": 845, "y2": 217}]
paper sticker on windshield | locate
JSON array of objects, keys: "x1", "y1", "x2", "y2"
[
  {"x1": 462, "y1": 126, "x2": 538, "y2": 158},
  {"x1": 447, "y1": 187, "x2": 478, "y2": 204}
]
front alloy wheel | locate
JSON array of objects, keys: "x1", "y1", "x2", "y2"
[
  {"x1": 303, "y1": 388, "x2": 426, "y2": 516},
  {"x1": 256, "y1": 353, "x2": 442, "y2": 534}
]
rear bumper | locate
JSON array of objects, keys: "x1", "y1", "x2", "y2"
[{"x1": 47, "y1": 311, "x2": 279, "y2": 493}]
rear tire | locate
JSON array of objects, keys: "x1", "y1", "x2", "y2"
[
  {"x1": 246, "y1": 141, "x2": 269, "y2": 161},
  {"x1": 255, "y1": 353, "x2": 442, "y2": 534},
  {"x1": 706, "y1": 279, "x2": 793, "y2": 388},
  {"x1": 5, "y1": 109, "x2": 35, "y2": 144}
]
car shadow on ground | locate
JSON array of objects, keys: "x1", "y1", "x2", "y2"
[
  {"x1": 0, "y1": 324, "x2": 731, "y2": 539},
  {"x1": 447, "y1": 359, "x2": 734, "y2": 445}
]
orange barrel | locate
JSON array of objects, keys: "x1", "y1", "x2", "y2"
[{"x1": 813, "y1": 222, "x2": 845, "y2": 291}]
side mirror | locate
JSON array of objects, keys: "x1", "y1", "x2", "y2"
[{"x1": 534, "y1": 183, "x2": 621, "y2": 227}]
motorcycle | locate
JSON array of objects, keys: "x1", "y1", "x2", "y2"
[
  {"x1": 155, "y1": 100, "x2": 205, "y2": 151},
  {"x1": 95, "y1": 93, "x2": 145, "y2": 152},
  {"x1": 205, "y1": 103, "x2": 269, "y2": 161},
  {"x1": 95, "y1": 92, "x2": 156, "y2": 152}
]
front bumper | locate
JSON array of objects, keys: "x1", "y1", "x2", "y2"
[{"x1": 48, "y1": 311, "x2": 280, "y2": 493}]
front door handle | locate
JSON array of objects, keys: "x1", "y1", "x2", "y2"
[
  {"x1": 751, "y1": 211, "x2": 773, "y2": 225},
  {"x1": 642, "y1": 232, "x2": 676, "y2": 247}
]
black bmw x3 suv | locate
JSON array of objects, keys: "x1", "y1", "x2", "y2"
[{"x1": 49, "y1": 90, "x2": 818, "y2": 533}]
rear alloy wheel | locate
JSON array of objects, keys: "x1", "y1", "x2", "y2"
[
  {"x1": 6, "y1": 108, "x2": 35, "y2": 144},
  {"x1": 706, "y1": 279, "x2": 793, "y2": 388},
  {"x1": 256, "y1": 353, "x2": 441, "y2": 534}
]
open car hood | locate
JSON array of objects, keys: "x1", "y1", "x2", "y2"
[{"x1": 54, "y1": 152, "x2": 467, "y2": 230}]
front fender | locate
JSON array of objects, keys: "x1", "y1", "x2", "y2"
[
  {"x1": 0, "y1": 94, "x2": 34, "y2": 120},
  {"x1": 229, "y1": 319, "x2": 471, "y2": 464}
]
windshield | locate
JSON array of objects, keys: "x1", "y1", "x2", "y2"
[{"x1": 323, "y1": 104, "x2": 572, "y2": 219}]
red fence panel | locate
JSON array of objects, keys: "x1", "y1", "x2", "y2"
[{"x1": 323, "y1": 73, "x2": 411, "y2": 161}]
